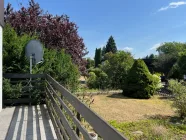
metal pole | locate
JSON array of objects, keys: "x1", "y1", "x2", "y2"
[
  {"x1": 30, "y1": 55, "x2": 32, "y2": 74},
  {"x1": 29, "y1": 55, "x2": 32, "y2": 105}
]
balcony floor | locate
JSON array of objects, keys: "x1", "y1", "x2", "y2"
[{"x1": 0, "y1": 105, "x2": 57, "y2": 140}]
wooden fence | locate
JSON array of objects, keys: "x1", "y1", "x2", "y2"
[
  {"x1": 3, "y1": 73, "x2": 45, "y2": 105},
  {"x1": 3, "y1": 73, "x2": 127, "y2": 140}
]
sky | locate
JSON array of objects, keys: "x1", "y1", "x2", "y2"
[{"x1": 4, "y1": 0, "x2": 186, "y2": 58}]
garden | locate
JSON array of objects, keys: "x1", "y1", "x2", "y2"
[{"x1": 3, "y1": 0, "x2": 186, "y2": 139}]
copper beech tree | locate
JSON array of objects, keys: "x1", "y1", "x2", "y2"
[{"x1": 4, "y1": 0, "x2": 88, "y2": 74}]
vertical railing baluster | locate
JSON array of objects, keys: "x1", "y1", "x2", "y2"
[
  {"x1": 76, "y1": 112, "x2": 81, "y2": 137},
  {"x1": 60, "y1": 93, "x2": 64, "y2": 139}
]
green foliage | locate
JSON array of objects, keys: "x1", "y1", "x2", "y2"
[
  {"x1": 97, "y1": 71, "x2": 109, "y2": 89},
  {"x1": 154, "y1": 42, "x2": 186, "y2": 77},
  {"x1": 154, "y1": 72, "x2": 162, "y2": 77},
  {"x1": 34, "y1": 49, "x2": 80, "y2": 91},
  {"x1": 156, "y1": 42, "x2": 186, "y2": 55},
  {"x1": 109, "y1": 118, "x2": 186, "y2": 140},
  {"x1": 87, "y1": 72, "x2": 97, "y2": 89},
  {"x1": 87, "y1": 68, "x2": 109, "y2": 89},
  {"x1": 94, "y1": 48, "x2": 102, "y2": 67},
  {"x1": 3, "y1": 24, "x2": 36, "y2": 73},
  {"x1": 3, "y1": 24, "x2": 80, "y2": 94},
  {"x1": 151, "y1": 74, "x2": 163, "y2": 91},
  {"x1": 101, "y1": 51, "x2": 134, "y2": 89},
  {"x1": 168, "y1": 79, "x2": 186, "y2": 118},
  {"x1": 3, "y1": 78, "x2": 22, "y2": 99},
  {"x1": 177, "y1": 55, "x2": 186, "y2": 77},
  {"x1": 86, "y1": 58, "x2": 94, "y2": 69},
  {"x1": 123, "y1": 59, "x2": 155, "y2": 99},
  {"x1": 105, "y1": 36, "x2": 117, "y2": 54},
  {"x1": 145, "y1": 54, "x2": 157, "y2": 59},
  {"x1": 153, "y1": 54, "x2": 177, "y2": 77}
]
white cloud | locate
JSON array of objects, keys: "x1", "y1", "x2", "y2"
[
  {"x1": 149, "y1": 43, "x2": 162, "y2": 50},
  {"x1": 122, "y1": 47, "x2": 133, "y2": 52},
  {"x1": 158, "y1": 1, "x2": 186, "y2": 12}
]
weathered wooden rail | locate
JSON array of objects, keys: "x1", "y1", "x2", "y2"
[
  {"x1": 3, "y1": 73, "x2": 127, "y2": 140},
  {"x1": 3, "y1": 73, "x2": 45, "y2": 105}
]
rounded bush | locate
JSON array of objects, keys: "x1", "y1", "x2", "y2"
[{"x1": 122, "y1": 59, "x2": 154, "y2": 99}]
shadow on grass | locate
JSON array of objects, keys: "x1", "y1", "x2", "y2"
[
  {"x1": 107, "y1": 93, "x2": 151, "y2": 100},
  {"x1": 145, "y1": 114, "x2": 185, "y2": 125},
  {"x1": 157, "y1": 96, "x2": 173, "y2": 100},
  {"x1": 107, "y1": 93, "x2": 132, "y2": 99}
]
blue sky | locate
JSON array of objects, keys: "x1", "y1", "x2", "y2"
[{"x1": 5, "y1": 0, "x2": 186, "y2": 58}]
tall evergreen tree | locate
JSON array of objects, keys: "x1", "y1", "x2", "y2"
[
  {"x1": 94, "y1": 48, "x2": 102, "y2": 67},
  {"x1": 105, "y1": 36, "x2": 117, "y2": 54}
]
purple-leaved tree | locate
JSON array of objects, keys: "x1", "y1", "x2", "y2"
[{"x1": 4, "y1": 0, "x2": 88, "y2": 74}]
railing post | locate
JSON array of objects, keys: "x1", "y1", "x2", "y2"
[{"x1": 76, "y1": 112, "x2": 81, "y2": 137}]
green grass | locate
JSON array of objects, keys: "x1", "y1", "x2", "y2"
[{"x1": 109, "y1": 117, "x2": 186, "y2": 140}]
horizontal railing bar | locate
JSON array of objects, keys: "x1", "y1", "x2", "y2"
[
  {"x1": 46, "y1": 81, "x2": 93, "y2": 140},
  {"x1": 3, "y1": 73, "x2": 46, "y2": 79},
  {"x1": 4, "y1": 98, "x2": 32, "y2": 104},
  {"x1": 45, "y1": 92, "x2": 69, "y2": 140},
  {"x1": 46, "y1": 74, "x2": 127, "y2": 140},
  {"x1": 46, "y1": 86, "x2": 79, "y2": 140},
  {"x1": 10, "y1": 80, "x2": 43, "y2": 83}
]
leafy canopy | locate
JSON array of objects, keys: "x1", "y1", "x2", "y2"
[
  {"x1": 4, "y1": 0, "x2": 88, "y2": 74},
  {"x1": 3, "y1": 24, "x2": 80, "y2": 91}
]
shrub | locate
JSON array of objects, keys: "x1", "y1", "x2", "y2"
[
  {"x1": 34, "y1": 49, "x2": 80, "y2": 92},
  {"x1": 87, "y1": 72, "x2": 97, "y2": 89},
  {"x1": 97, "y1": 71, "x2": 109, "y2": 89},
  {"x1": 151, "y1": 74, "x2": 163, "y2": 91},
  {"x1": 101, "y1": 51, "x2": 134, "y2": 89},
  {"x1": 122, "y1": 59, "x2": 154, "y2": 99},
  {"x1": 168, "y1": 79, "x2": 186, "y2": 118},
  {"x1": 3, "y1": 24, "x2": 36, "y2": 73},
  {"x1": 3, "y1": 78, "x2": 22, "y2": 99},
  {"x1": 87, "y1": 68, "x2": 109, "y2": 89}
]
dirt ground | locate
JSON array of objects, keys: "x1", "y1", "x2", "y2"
[{"x1": 90, "y1": 93, "x2": 175, "y2": 122}]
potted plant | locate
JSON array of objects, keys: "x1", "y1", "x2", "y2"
[{"x1": 89, "y1": 132, "x2": 98, "y2": 140}]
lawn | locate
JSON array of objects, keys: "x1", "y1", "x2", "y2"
[
  {"x1": 90, "y1": 93, "x2": 175, "y2": 122},
  {"x1": 88, "y1": 93, "x2": 186, "y2": 140}
]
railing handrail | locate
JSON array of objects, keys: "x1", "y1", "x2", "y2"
[
  {"x1": 46, "y1": 74, "x2": 127, "y2": 140},
  {"x1": 3, "y1": 73, "x2": 127, "y2": 140},
  {"x1": 3, "y1": 73, "x2": 46, "y2": 79}
]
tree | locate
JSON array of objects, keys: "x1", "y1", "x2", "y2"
[
  {"x1": 177, "y1": 55, "x2": 186, "y2": 76},
  {"x1": 94, "y1": 48, "x2": 102, "y2": 67},
  {"x1": 149, "y1": 54, "x2": 155, "y2": 59},
  {"x1": 3, "y1": 24, "x2": 80, "y2": 91},
  {"x1": 86, "y1": 58, "x2": 94, "y2": 69},
  {"x1": 101, "y1": 51, "x2": 134, "y2": 89},
  {"x1": 4, "y1": 0, "x2": 88, "y2": 74},
  {"x1": 153, "y1": 42, "x2": 186, "y2": 77},
  {"x1": 105, "y1": 36, "x2": 117, "y2": 54},
  {"x1": 169, "y1": 54, "x2": 186, "y2": 79},
  {"x1": 101, "y1": 46, "x2": 106, "y2": 61},
  {"x1": 156, "y1": 42, "x2": 186, "y2": 55},
  {"x1": 123, "y1": 59, "x2": 154, "y2": 99},
  {"x1": 3, "y1": 24, "x2": 35, "y2": 73}
]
